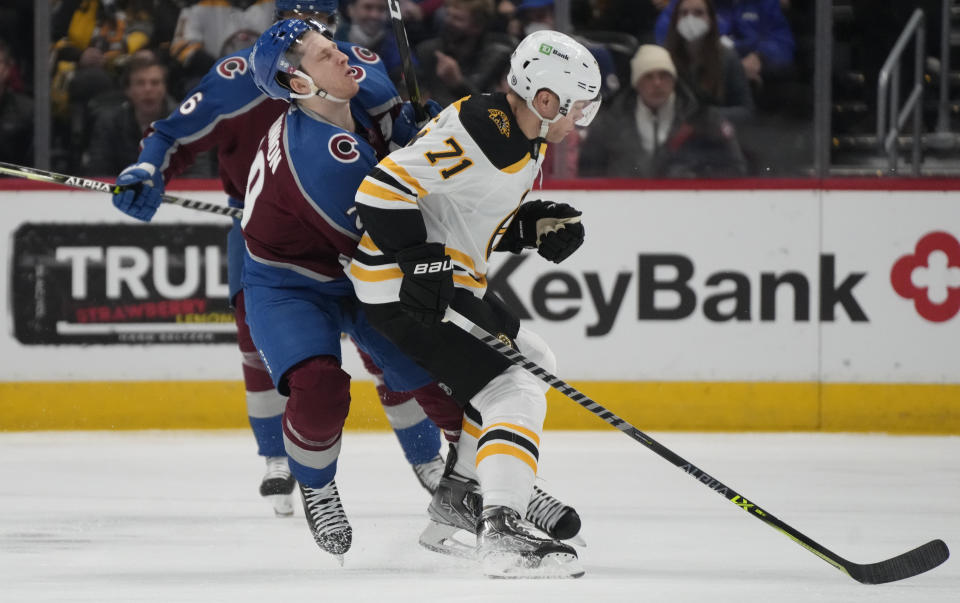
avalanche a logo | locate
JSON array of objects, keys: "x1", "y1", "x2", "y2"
[{"x1": 890, "y1": 231, "x2": 960, "y2": 322}]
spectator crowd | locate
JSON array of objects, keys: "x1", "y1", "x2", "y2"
[{"x1": 1, "y1": 0, "x2": 817, "y2": 179}]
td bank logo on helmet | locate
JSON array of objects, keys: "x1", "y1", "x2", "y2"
[
  {"x1": 890, "y1": 231, "x2": 960, "y2": 322},
  {"x1": 538, "y1": 43, "x2": 569, "y2": 60}
]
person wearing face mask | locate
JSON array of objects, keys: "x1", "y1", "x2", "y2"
[
  {"x1": 578, "y1": 44, "x2": 747, "y2": 178},
  {"x1": 654, "y1": 0, "x2": 794, "y2": 85},
  {"x1": 413, "y1": 0, "x2": 515, "y2": 106},
  {"x1": 662, "y1": 0, "x2": 754, "y2": 125}
]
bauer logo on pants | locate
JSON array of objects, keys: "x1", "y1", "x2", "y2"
[{"x1": 11, "y1": 223, "x2": 235, "y2": 345}]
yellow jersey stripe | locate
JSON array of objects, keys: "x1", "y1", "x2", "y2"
[
  {"x1": 462, "y1": 417, "x2": 481, "y2": 438},
  {"x1": 358, "y1": 179, "x2": 418, "y2": 205},
  {"x1": 476, "y1": 442, "x2": 538, "y2": 473},
  {"x1": 500, "y1": 153, "x2": 531, "y2": 174},
  {"x1": 358, "y1": 233, "x2": 381, "y2": 253},
  {"x1": 381, "y1": 157, "x2": 428, "y2": 197},
  {"x1": 445, "y1": 247, "x2": 478, "y2": 272},
  {"x1": 451, "y1": 96, "x2": 470, "y2": 112},
  {"x1": 349, "y1": 263, "x2": 403, "y2": 282},
  {"x1": 453, "y1": 273, "x2": 486, "y2": 288}
]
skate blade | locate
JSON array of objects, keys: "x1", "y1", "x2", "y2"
[
  {"x1": 567, "y1": 534, "x2": 587, "y2": 547},
  {"x1": 334, "y1": 553, "x2": 345, "y2": 567},
  {"x1": 265, "y1": 493, "x2": 294, "y2": 517},
  {"x1": 419, "y1": 520, "x2": 477, "y2": 560},
  {"x1": 482, "y1": 552, "x2": 584, "y2": 580}
]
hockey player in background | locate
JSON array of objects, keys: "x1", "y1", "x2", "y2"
[
  {"x1": 243, "y1": 18, "x2": 582, "y2": 562},
  {"x1": 110, "y1": 0, "x2": 448, "y2": 517},
  {"x1": 347, "y1": 30, "x2": 600, "y2": 577}
]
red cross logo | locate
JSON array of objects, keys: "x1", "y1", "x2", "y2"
[{"x1": 890, "y1": 231, "x2": 960, "y2": 322}]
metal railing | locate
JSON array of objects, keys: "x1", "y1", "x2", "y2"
[
  {"x1": 935, "y1": 0, "x2": 954, "y2": 134},
  {"x1": 876, "y1": 8, "x2": 926, "y2": 175}
]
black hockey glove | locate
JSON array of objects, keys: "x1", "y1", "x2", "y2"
[
  {"x1": 396, "y1": 242, "x2": 455, "y2": 325},
  {"x1": 496, "y1": 200, "x2": 585, "y2": 264}
]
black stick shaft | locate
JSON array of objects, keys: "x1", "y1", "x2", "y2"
[
  {"x1": 443, "y1": 308, "x2": 948, "y2": 584},
  {"x1": 0, "y1": 161, "x2": 241, "y2": 219},
  {"x1": 386, "y1": 0, "x2": 427, "y2": 122}
]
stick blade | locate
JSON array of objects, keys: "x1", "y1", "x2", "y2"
[{"x1": 846, "y1": 539, "x2": 949, "y2": 584}]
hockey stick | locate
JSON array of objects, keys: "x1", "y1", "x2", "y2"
[
  {"x1": 443, "y1": 308, "x2": 950, "y2": 584},
  {"x1": 386, "y1": 0, "x2": 427, "y2": 121},
  {"x1": 0, "y1": 161, "x2": 242, "y2": 219}
]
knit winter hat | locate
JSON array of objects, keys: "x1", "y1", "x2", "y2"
[{"x1": 630, "y1": 44, "x2": 676, "y2": 87}]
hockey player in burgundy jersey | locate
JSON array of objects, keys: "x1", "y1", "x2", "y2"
[
  {"x1": 239, "y1": 17, "x2": 471, "y2": 560},
  {"x1": 109, "y1": 0, "x2": 445, "y2": 517}
]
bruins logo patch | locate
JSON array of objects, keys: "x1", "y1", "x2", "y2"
[
  {"x1": 496, "y1": 333, "x2": 513, "y2": 348},
  {"x1": 488, "y1": 109, "x2": 510, "y2": 137}
]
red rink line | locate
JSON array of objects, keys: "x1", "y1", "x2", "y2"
[{"x1": 3, "y1": 176, "x2": 960, "y2": 192}]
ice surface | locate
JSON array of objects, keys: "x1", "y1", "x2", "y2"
[{"x1": 2, "y1": 431, "x2": 957, "y2": 602}]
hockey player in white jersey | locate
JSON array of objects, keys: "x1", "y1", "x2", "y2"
[{"x1": 348, "y1": 30, "x2": 601, "y2": 578}]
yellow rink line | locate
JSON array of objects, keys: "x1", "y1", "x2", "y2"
[{"x1": 1, "y1": 381, "x2": 958, "y2": 434}]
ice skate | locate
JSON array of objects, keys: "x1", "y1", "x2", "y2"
[
  {"x1": 299, "y1": 481, "x2": 352, "y2": 563},
  {"x1": 419, "y1": 467, "x2": 483, "y2": 559},
  {"x1": 419, "y1": 447, "x2": 583, "y2": 557},
  {"x1": 259, "y1": 456, "x2": 296, "y2": 516},
  {"x1": 527, "y1": 485, "x2": 583, "y2": 542},
  {"x1": 411, "y1": 453, "x2": 445, "y2": 495},
  {"x1": 477, "y1": 506, "x2": 584, "y2": 579}
]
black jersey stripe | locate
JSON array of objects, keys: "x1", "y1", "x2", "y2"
[
  {"x1": 368, "y1": 167, "x2": 415, "y2": 197},
  {"x1": 352, "y1": 248, "x2": 397, "y2": 267},
  {"x1": 463, "y1": 403, "x2": 483, "y2": 425},
  {"x1": 355, "y1": 204, "x2": 427, "y2": 255},
  {"x1": 478, "y1": 428, "x2": 539, "y2": 460}
]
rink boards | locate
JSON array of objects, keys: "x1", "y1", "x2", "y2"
[{"x1": 1, "y1": 180, "x2": 958, "y2": 433}]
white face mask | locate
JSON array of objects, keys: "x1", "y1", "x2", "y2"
[{"x1": 676, "y1": 15, "x2": 710, "y2": 42}]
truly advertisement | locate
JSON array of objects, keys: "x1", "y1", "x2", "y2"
[{"x1": 11, "y1": 223, "x2": 234, "y2": 345}]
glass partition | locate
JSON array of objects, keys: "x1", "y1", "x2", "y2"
[{"x1": 3, "y1": 1, "x2": 956, "y2": 180}]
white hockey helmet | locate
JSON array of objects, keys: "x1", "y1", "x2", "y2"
[{"x1": 507, "y1": 30, "x2": 602, "y2": 127}]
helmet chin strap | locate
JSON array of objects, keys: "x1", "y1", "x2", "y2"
[
  {"x1": 526, "y1": 97, "x2": 560, "y2": 160},
  {"x1": 289, "y1": 69, "x2": 350, "y2": 103}
]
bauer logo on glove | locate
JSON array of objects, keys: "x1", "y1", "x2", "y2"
[{"x1": 411, "y1": 258, "x2": 453, "y2": 274}]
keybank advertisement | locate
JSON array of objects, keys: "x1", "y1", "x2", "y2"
[
  {"x1": 487, "y1": 189, "x2": 960, "y2": 384},
  {"x1": 0, "y1": 189, "x2": 958, "y2": 383}
]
